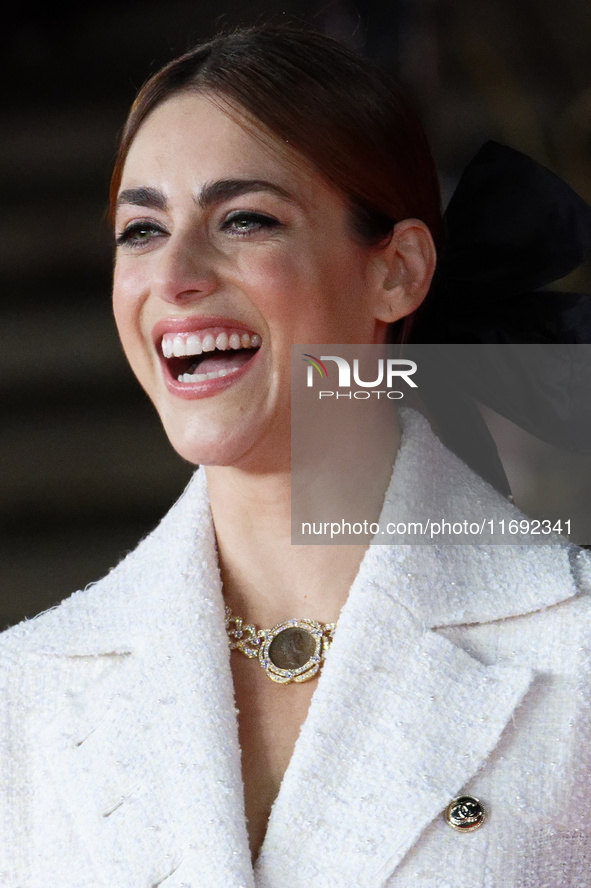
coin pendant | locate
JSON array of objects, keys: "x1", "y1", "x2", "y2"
[{"x1": 268, "y1": 626, "x2": 317, "y2": 670}]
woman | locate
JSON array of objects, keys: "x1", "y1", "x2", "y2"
[{"x1": 2, "y1": 25, "x2": 591, "y2": 888}]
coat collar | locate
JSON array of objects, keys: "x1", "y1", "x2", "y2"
[
  {"x1": 24, "y1": 406, "x2": 583, "y2": 659},
  {"x1": 367, "y1": 407, "x2": 584, "y2": 628},
  {"x1": 22, "y1": 467, "x2": 218, "y2": 657},
  {"x1": 255, "y1": 409, "x2": 586, "y2": 885},
  {"x1": 30, "y1": 470, "x2": 256, "y2": 887},
  {"x1": 256, "y1": 566, "x2": 535, "y2": 887},
  {"x1": 25, "y1": 409, "x2": 587, "y2": 887}
]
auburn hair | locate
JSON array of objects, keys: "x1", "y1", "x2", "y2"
[{"x1": 109, "y1": 24, "x2": 442, "y2": 250}]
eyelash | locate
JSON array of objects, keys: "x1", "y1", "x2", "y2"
[
  {"x1": 115, "y1": 221, "x2": 166, "y2": 248},
  {"x1": 115, "y1": 212, "x2": 282, "y2": 249},
  {"x1": 221, "y1": 211, "x2": 282, "y2": 235}
]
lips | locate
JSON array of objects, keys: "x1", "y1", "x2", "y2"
[{"x1": 154, "y1": 319, "x2": 262, "y2": 397}]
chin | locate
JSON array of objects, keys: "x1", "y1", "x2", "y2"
[
  {"x1": 172, "y1": 423, "x2": 292, "y2": 474},
  {"x1": 147, "y1": 366, "x2": 291, "y2": 468},
  {"x1": 158, "y1": 410, "x2": 279, "y2": 470},
  {"x1": 161, "y1": 423, "x2": 239, "y2": 468}
]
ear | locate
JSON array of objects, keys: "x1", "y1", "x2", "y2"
[{"x1": 370, "y1": 219, "x2": 437, "y2": 324}]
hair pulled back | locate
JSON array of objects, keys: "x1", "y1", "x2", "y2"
[{"x1": 110, "y1": 25, "x2": 442, "y2": 249}]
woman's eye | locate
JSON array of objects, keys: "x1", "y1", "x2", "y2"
[
  {"x1": 222, "y1": 212, "x2": 281, "y2": 235},
  {"x1": 115, "y1": 222, "x2": 166, "y2": 248}
]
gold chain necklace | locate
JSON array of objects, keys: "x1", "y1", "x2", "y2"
[{"x1": 225, "y1": 605, "x2": 337, "y2": 684}]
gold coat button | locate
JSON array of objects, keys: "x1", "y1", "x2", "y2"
[{"x1": 445, "y1": 796, "x2": 485, "y2": 831}]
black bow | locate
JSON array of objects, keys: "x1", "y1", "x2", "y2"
[{"x1": 409, "y1": 141, "x2": 591, "y2": 493}]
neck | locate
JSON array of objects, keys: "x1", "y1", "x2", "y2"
[
  {"x1": 206, "y1": 466, "x2": 356, "y2": 625},
  {"x1": 206, "y1": 409, "x2": 400, "y2": 628}
]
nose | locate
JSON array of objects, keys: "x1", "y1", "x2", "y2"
[{"x1": 151, "y1": 232, "x2": 219, "y2": 305}]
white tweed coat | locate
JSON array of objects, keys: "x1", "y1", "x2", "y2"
[{"x1": 1, "y1": 409, "x2": 591, "y2": 888}]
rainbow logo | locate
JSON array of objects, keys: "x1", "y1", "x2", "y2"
[{"x1": 302, "y1": 354, "x2": 328, "y2": 378}]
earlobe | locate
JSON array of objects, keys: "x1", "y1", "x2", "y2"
[{"x1": 372, "y1": 219, "x2": 437, "y2": 323}]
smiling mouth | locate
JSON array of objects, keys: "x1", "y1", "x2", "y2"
[{"x1": 161, "y1": 328, "x2": 262, "y2": 383}]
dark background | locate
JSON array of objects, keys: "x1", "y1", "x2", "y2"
[{"x1": 3, "y1": 0, "x2": 591, "y2": 628}]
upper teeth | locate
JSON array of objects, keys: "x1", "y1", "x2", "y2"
[{"x1": 161, "y1": 330, "x2": 261, "y2": 359}]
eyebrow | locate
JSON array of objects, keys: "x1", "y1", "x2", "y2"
[
  {"x1": 115, "y1": 178, "x2": 292, "y2": 212},
  {"x1": 198, "y1": 178, "x2": 292, "y2": 208},
  {"x1": 116, "y1": 186, "x2": 167, "y2": 211}
]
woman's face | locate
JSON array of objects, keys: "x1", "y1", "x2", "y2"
[{"x1": 113, "y1": 92, "x2": 392, "y2": 470}]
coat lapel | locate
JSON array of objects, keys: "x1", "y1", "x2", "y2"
[
  {"x1": 255, "y1": 408, "x2": 582, "y2": 888},
  {"x1": 35, "y1": 470, "x2": 255, "y2": 888},
  {"x1": 255, "y1": 552, "x2": 535, "y2": 888}
]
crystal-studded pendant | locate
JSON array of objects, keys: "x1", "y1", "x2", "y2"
[{"x1": 259, "y1": 619, "x2": 324, "y2": 683}]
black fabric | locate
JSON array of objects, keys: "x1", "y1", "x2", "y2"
[{"x1": 408, "y1": 141, "x2": 591, "y2": 494}]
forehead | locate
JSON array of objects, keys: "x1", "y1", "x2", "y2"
[{"x1": 120, "y1": 91, "x2": 330, "y2": 204}]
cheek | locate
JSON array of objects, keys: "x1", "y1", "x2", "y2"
[
  {"x1": 112, "y1": 263, "x2": 150, "y2": 376},
  {"x1": 113, "y1": 259, "x2": 139, "y2": 320},
  {"x1": 247, "y1": 256, "x2": 303, "y2": 317},
  {"x1": 237, "y1": 245, "x2": 352, "y2": 327}
]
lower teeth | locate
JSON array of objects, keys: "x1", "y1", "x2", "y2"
[{"x1": 178, "y1": 365, "x2": 241, "y2": 383}]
